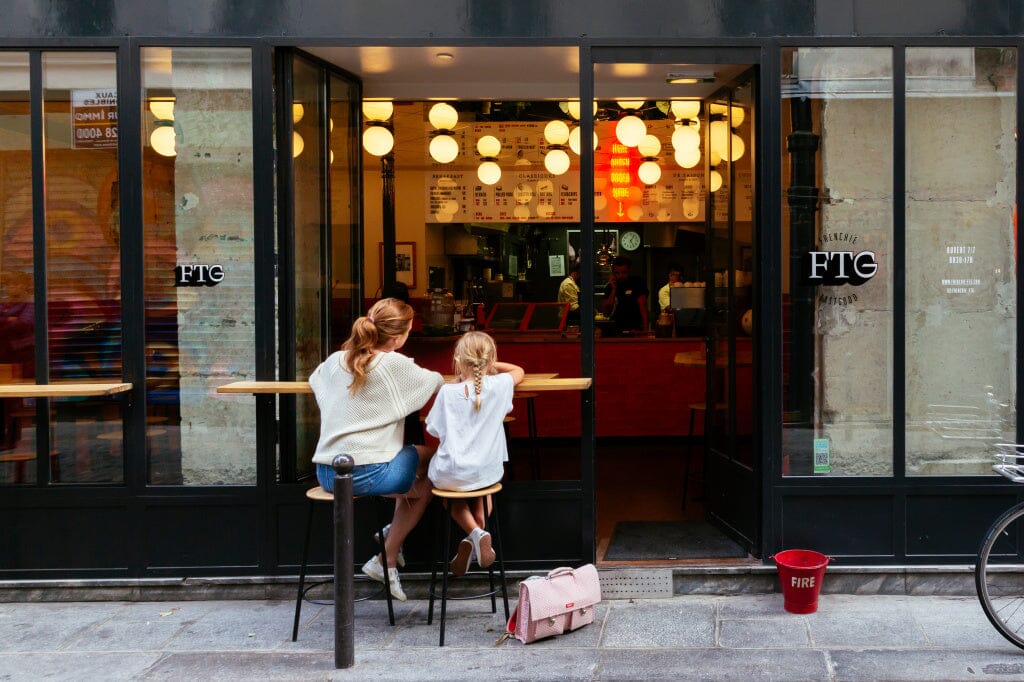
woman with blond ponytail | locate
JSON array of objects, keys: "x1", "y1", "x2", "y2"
[
  {"x1": 425, "y1": 331, "x2": 524, "y2": 577},
  {"x1": 309, "y1": 297, "x2": 444, "y2": 601}
]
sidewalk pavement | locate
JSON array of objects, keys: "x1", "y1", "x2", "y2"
[{"x1": 4, "y1": 592, "x2": 1024, "y2": 681}]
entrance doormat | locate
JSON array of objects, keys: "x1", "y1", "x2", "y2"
[{"x1": 605, "y1": 520, "x2": 748, "y2": 561}]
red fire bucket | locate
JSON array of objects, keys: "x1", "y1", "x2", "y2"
[{"x1": 773, "y1": 549, "x2": 830, "y2": 614}]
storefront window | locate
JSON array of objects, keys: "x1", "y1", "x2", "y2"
[
  {"x1": 781, "y1": 47, "x2": 894, "y2": 477},
  {"x1": 905, "y1": 47, "x2": 1017, "y2": 475},
  {"x1": 141, "y1": 47, "x2": 256, "y2": 485},
  {"x1": 0, "y1": 52, "x2": 34, "y2": 484},
  {"x1": 44, "y1": 51, "x2": 123, "y2": 484}
]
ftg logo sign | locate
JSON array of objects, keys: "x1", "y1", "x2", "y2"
[
  {"x1": 801, "y1": 232, "x2": 878, "y2": 306},
  {"x1": 804, "y1": 250, "x2": 878, "y2": 286}
]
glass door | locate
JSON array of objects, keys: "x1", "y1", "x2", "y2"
[
  {"x1": 703, "y1": 72, "x2": 758, "y2": 550},
  {"x1": 278, "y1": 50, "x2": 362, "y2": 482},
  {"x1": 589, "y1": 47, "x2": 759, "y2": 559}
]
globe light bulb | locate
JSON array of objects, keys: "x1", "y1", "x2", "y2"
[
  {"x1": 568, "y1": 127, "x2": 598, "y2": 155},
  {"x1": 292, "y1": 131, "x2": 304, "y2": 158},
  {"x1": 477, "y1": 160, "x2": 501, "y2": 185},
  {"x1": 730, "y1": 133, "x2": 746, "y2": 161},
  {"x1": 428, "y1": 102, "x2": 458, "y2": 130},
  {"x1": 615, "y1": 115, "x2": 647, "y2": 147},
  {"x1": 637, "y1": 134, "x2": 661, "y2": 158},
  {"x1": 670, "y1": 100, "x2": 700, "y2": 120},
  {"x1": 544, "y1": 120, "x2": 570, "y2": 145},
  {"x1": 292, "y1": 103, "x2": 304, "y2": 124},
  {"x1": 150, "y1": 125, "x2": 176, "y2": 157},
  {"x1": 710, "y1": 120, "x2": 729, "y2": 157},
  {"x1": 674, "y1": 146, "x2": 701, "y2": 168},
  {"x1": 149, "y1": 100, "x2": 175, "y2": 121},
  {"x1": 362, "y1": 125, "x2": 394, "y2": 156},
  {"x1": 476, "y1": 135, "x2": 501, "y2": 158},
  {"x1": 730, "y1": 106, "x2": 746, "y2": 127},
  {"x1": 429, "y1": 134, "x2": 459, "y2": 163},
  {"x1": 362, "y1": 101, "x2": 393, "y2": 122},
  {"x1": 544, "y1": 149, "x2": 570, "y2": 176},
  {"x1": 710, "y1": 169, "x2": 723, "y2": 192},
  {"x1": 638, "y1": 160, "x2": 662, "y2": 185},
  {"x1": 671, "y1": 125, "x2": 700, "y2": 151},
  {"x1": 616, "y1": 99, "x2": 644, "y2": 111}
]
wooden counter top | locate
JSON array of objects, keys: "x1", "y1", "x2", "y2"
[
  {"x1": 0, "y1": 382, "x2": 132, "y2": 398},
  {"x1": 217, "y1": 374, "x2": 590, "y2": 395}
]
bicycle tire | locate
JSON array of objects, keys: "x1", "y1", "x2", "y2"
[{"x1": 976, "y1": 500, "x2": 1024, "y2": 650}]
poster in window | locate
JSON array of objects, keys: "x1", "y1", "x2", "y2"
[{"x1": 379, "y1": 241, "x2": 416, "y2": 289}]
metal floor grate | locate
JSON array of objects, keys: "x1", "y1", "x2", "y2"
[{"x1": 598, "y1": 568, "x2": 674, "y2": 599}]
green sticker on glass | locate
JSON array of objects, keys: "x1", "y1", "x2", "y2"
[{"x1": 813, "y1": 438, "x2": 831, "y2": 473}]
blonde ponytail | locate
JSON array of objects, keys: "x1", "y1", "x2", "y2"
[
  {"x1": 342, "y1": 298, "x2": 413, "y2": 393},
  {"x1": 453, "y1": 331, "x2": 498, "y2": 412}
]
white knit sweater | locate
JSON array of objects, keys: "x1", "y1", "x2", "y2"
[{"x1": 309, "y1": 350, "x2": 444, "y2": 466}]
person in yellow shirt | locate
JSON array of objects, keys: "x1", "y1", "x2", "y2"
[{"x1": 557, "y1": 265, "x2": 581, "y2": 320}]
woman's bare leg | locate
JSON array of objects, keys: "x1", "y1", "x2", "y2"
[{"x1": 381, "y1": 445, "x2": 434, "y2": 568}]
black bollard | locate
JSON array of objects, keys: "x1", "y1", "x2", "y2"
[{"x1": 332, "y1": 454, "x2": 355, "y2": 669}]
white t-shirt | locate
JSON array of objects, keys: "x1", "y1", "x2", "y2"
[{"x1": 425, "y1": 373, "x2": 515, "y2": 491}]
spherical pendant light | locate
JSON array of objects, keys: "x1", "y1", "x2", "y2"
[
  {"x1": 476, "y1": 135, "x2": 502, "y2": 158},
  {"x1": 710, "y1": 120, "x2": 730, "y2": 157},
  {"x1": 616, "y1": 99, "x2": 644, "y2": 111},
  {"x1": 615, "y1": 114, "x2": 647, "y2": 147},
  {"x1": 671, "y1": 125, "x2": 700, "y2": 151},
  {"x1": 428, "y1": 102, "x2": 458, "y2": 130},
  {"x1": 149, "y1": 100, "x2": 175, "y2": 121},
  {"x1": 730, "y1": 106, "x2": 746, "y2": 127},
  {"x1": 292, "y1": 131, "x2": 304, "y2": 158},
  {"x1": 362, "y1": 125, "x2": 394, "y2": 156},
  {"x1": 709, "y1": 169, "x2": 723, "y2": 193},
  {"x1": 292, "y1": 103, "x2": 305, "y2": 124},
  {"x1": 568, "y1": 127, "x2": 598, "y2": 155},
  {"x1": 150, "y1": 125, "x2": 176, "y2": 157},
  {"x1": 543, "y1": 120, "x2": 570, "y2": 145},
  {"x1": 362, "y1": 101, "x2": 394, "y2": 122},
  {"x1": 477, "y1": 160, "x2": 501, "y2": 185},
  {"x1": 637, "y1": 134, "x2": 661, "y2": 158},
  {"x1": 429, "y1": 134, "x2": 459, "y2": 163},
  {"x1": 674, "y1": 146, "x2": 701, "y2": 169},
  {"x1": 670, "y1": 100, "x2": 700, "y2": 120},
  {"x1": 730, "y1": 133, "x2": 746, "y2": 161},
  {"x1": 544, "y1": 148, "x2": 570, "y2": 176},
  {"x1": 638, "y1": 160, "x2": 662, "y2": 185}
]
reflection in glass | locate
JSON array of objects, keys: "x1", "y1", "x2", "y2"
[
  {"x1": 142, "y1": 47, "x2": 256, "y2": 485},
  {"x1": 781, "y1": 47, "x2": 894, "y2": 477},
  {"x1": 43, "y1": 52, "x2": 123, "y2": 484},
  {"x1": 0, "y1": 53, "x2": 34, "y2": 484},
  {"x1": 905, "y1": 47, "x2": 1017, "y2": 475}
]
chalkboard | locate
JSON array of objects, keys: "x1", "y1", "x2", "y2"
[
  {"x1": 525, "y1": 303, "x2": 569, "y2": 331},
  {"x1": 486, "y1": 303, "x2": 530, "y2": 330}
]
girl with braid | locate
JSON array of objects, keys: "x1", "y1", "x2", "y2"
[{"x1": 425, "y1": 331, "x2": 524, "y2": 576}]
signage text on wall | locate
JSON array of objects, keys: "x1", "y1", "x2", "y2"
[
  {"x1": 71, "y1": 89, "x2": 118, "y2": 149},
  {"x1": 175, "y1": 264, "x2": 225, "y2": 287}
]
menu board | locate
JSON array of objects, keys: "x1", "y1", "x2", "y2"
[{"x1": 424, "y1": 120, "x2": 750, "y2": 224}]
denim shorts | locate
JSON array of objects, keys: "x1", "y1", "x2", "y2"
[{"x1": 316, "y1": 444, "x2": 419, "y2": 496}]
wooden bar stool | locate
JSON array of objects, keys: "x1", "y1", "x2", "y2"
[
  {"x1": 427, "y1": 482, "x2": 509, "y2": 646},
  {"x1": 682, "y1": 402, "x2": 726, "y2": 510},
  {"x1": 291, "y1": 486, "x2": 396, "y2": 641}
]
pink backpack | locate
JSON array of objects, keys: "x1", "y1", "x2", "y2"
[{"x1": 500, "y1": 565, "x2": 602, "y2": 644}]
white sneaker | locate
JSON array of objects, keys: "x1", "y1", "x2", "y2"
[
  {"x1": 373, "y1": 524, "x2": 405, "y2": 567},
  {"x1": 361, "y1": 554, "x2": 407, "y2": 602}
]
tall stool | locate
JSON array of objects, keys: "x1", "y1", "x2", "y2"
[
  {"x1": 514, "y1": 392, "x2": 541, "y2": 478},
  {"x1": 682, "y1": 402, "x2": 726, "y2": 511},
  {"x1": 427, "y1": 483, "x2": 509, "y2": 646},
  {"x1": 291, "y1": 486, "x2": 395, "y2": 641}
]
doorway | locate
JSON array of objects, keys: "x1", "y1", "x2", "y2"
[{"x1": 588, "y1": 48, "x2": 760, "y2": 565}]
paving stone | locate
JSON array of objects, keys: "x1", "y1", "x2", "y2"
[
  {"x1": 718, "y1": 617, "x2": 810, "y2": 648},
  {"x1": 0, "y1": 602, "x2": 127, "y2": 652},
  {"x1": 804, "y1": 595, "x2": 931, "y2": 648},
  {"x1": 596, "y1": 648, "x2": 830, "y2": 681},
  {"x1": 600, "y1": 599, "x2": 714, "y2": 648},
  {"x1": 830, "y1": 648, "x2": 1024, "y2": 681},
  {"x1": 160, "y1": 600, "x2": 300, "y2": 651},
  {"x1": 0, "y1": 652, "x2": 163, "y2": 681}
]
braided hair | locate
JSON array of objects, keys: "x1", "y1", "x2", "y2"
[
  {"x1": 342, "y1": 298, "x2": 414, "y2": 393},
  {"x1": 453, "y1": 331, "x2": 498, "y2": 412}
]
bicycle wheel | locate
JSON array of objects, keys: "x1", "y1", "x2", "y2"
[{"x1": 977, "y1": 500, "x2": 1024, "y2": 650}]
